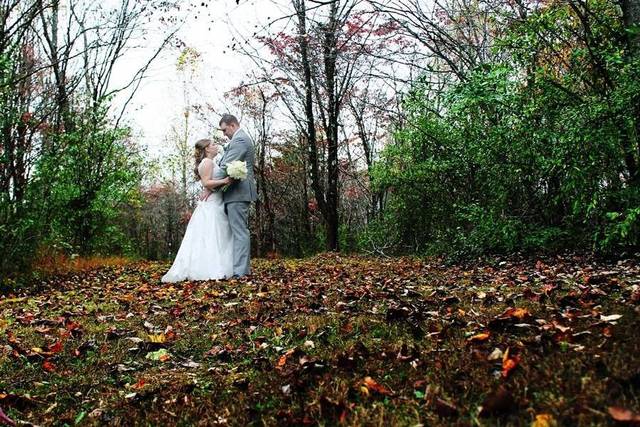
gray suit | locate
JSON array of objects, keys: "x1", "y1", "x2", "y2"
[{"x1": 214, "y1": 128, "x2": 257, "y2": 276}]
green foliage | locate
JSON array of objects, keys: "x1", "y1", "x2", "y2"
[
  {"x1": 34, "y1": 111, "x2": 143, "y2": 255},
  {"x1": 366, "y1": 0, "x2": 640, "y2": 257},
  {"x1": 0, "y1": 103, "x2": 143, "y2": 276}
]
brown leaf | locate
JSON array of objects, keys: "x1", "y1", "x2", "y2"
[
  {"x1": 479, "y1": 386, "x2": 516, "y2": 417},
  {"x1": 0, "y1": 393, "x2": 37, "y2": 411},
  {"x1": 434, "y1": 398, "x2": 458, "y2": 417}
]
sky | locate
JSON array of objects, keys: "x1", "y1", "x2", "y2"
[{"x1": 111, "y1": 0, "x2": 288, "y2": 157}]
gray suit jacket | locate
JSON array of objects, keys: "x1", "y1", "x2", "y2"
[{"x1": 214, "y1": 128, "x2": 258, "y2": 203}]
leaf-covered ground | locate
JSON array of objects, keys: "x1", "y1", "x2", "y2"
[{"x1": 1, "y1": 254, "x2": 640, "y2": 426}]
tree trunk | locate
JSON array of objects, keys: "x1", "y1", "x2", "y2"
[
  {"x1": 622, "y1": 0, "x2": 640, "y2": 54},
  {"x1": 294, "y1": 0, "x2": 333, "y2": 247},
  {"x1": 622, "y1": 0, "x2": 640, "y2": 184},
  {"x1": 322, "y1": 1, "x2": 341, "y2": 251}
]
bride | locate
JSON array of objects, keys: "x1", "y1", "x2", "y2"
[{"x1": 162, "y1": 139, "x2": 234, "y2": 282}]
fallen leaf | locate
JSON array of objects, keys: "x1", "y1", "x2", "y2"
[
  {"x1": 145, "y1": 349, "x2": 170, "y2": 362},
  {"x1": 131, "y1": 379, "x2": 146, "y2": 390},
  {"x1": 48, "y1": 341, "x2": 63, "y2": 354},
  {"x1": 479, "y1": 386, "x2": 515, "y2": 417},
  {"x1": 362, "y1": 377, "x2": 392, "y2": 396},
  {"x1": 552, "y1": 321, "x2": 570, "y2": 333},
  {"x1": 500, "y1": 307, "x2": 532, "y2": 320},
  {"x1": 434, "y1": 398, "x2": 458, "y2": 417},
  {"x1": 181, "y1": 360, "x2": 201, "y2": 368},
  {"x1": 143, "y1": 321, "x2": 156, "y2": 330},
  {"x1": 147, "y1": 334, "x2": 166, "y2": 344},
  {"x1": 467, "y1": 332, "x2": 490, "y2": 343},
  {"x1": 608, "y1": 406, "x2": 640, "y2": 422},
  {"x1": 276, "y1": 348, "x2": 296, "y2": 370},
  {"x1": 600, "y1": 314, "x2": 623, "y2": 322},
  {"x1": 488, "y1": 348, "x2": 503, "y2": 361},
  {"x1": 31, "y1": 347, "x2": 54, "y2": 357},
  {"x1": 531, "y1": 413, "x2": 557, "y2": 427},
  {"x1": 501, "y1": 348, "x2": 520, "y2": 378},
  {"x1": 42, "y1": 360, "x2": 56, "y2": 372}
]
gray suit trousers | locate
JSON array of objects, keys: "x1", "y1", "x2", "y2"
[{"x1": 226, "y1": 201, "x2": 251, "y2": 276}]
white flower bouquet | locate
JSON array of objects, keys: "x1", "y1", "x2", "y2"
[{"x1": 222, "y1": 160, "x2": 248, "y2": 191}]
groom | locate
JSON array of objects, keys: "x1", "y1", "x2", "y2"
[{"x1": 209, "y1": 114, "x2": 257, "y2": 278}]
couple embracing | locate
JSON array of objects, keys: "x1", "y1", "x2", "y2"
[{"x1": 162, "y1": 114, "x2": 257, "y2": 283}]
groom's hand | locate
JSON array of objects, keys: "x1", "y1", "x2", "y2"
[{"x1": 199, "y1": 189, "x2": 212, "y2": 201}]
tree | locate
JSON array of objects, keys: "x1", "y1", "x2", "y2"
[
  {"x1": 229, "y1": 0, "x2": 400, "y2": 251},
  {"x1": 0, "y1": 0, "x2": 179, "y2": 273}
]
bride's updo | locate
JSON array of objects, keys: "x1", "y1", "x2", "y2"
[{"x1": 194, "y1": 138, "x2": 212, "y2": 180}]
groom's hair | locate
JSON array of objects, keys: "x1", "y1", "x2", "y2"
[{"x1": 219, "y1": 114, "x2": 239, "y2": 126}]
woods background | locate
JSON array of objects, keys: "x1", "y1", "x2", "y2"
[{"x1": 1, "y1": 0, "x2": 639, "y2": 278}]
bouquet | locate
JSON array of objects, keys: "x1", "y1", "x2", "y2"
[{"x1": 222, "y1": 160, "x2": 248, "y2": 191}]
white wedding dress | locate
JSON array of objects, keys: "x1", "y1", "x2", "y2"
[{"x1": 162, "y1": 156, "x2": 234, "y2": 282}]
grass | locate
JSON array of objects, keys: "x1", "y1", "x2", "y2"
[{"x1": 1, "y1": 253, "x2": 639, "y2": 426}]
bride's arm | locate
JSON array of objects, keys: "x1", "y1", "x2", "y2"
[{"x1": 200, "y1": 159, "x2": 231, "y2": 190}]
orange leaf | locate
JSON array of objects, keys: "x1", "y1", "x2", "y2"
[
  {"x1": 362, "y1": 377, "x2": 392, "y2": 395},
  {"x1": 276, "y1": 348, "x2": 295, "y2": 370},
  {"x1": 501, "y1": 307, "x2": 531, "y2": 320},
  {"x1": 608, "y1": 406, "x2": 640, "y2": 422},
  {"x1": 132, "y1": 379, "x2": 146, "y2": 390},
  {"x1": 532, "y1": 413, "x2": 557, "y2": 427},
  {"x1": 276, "y1": 355, "x2": 287, "y2": 369},
  {"x1": 501, "y1": 348, "x2": 520, "y2": 378},
  {"x1": 467, "y1": 332, "x2": 490, "y2": 343}
]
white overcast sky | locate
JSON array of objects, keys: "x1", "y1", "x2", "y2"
[{"x1": 111, "y1": 0, "x2": 289, "y2": 156}]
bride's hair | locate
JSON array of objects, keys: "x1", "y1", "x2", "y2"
[{"x1": 194, "y1": 138, "x2": 212, "y2": 180}]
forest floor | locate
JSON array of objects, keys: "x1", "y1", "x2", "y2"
[{"x1": 1, "y1": 253, "x2": 640, "y2": 426}]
